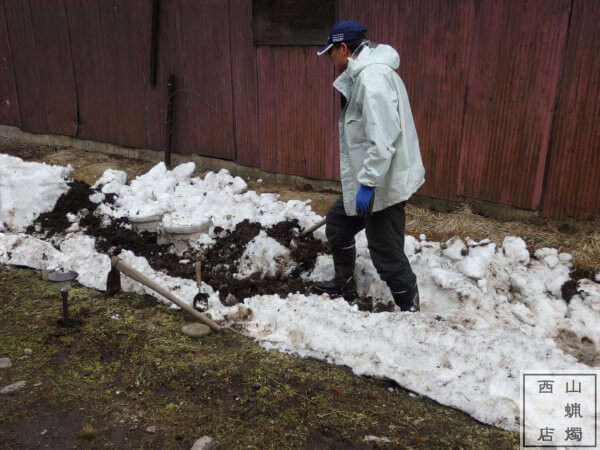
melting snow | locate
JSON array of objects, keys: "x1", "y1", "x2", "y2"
[{"x1": 0, "y1": 155, "x2": 599, "y2": 431}]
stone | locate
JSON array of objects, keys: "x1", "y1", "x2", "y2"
[
  {"x1": 222, "y1": 293, "x2": 238, "y2": 306},
  {"x1": 24, "y1": 348, "x2": 33, "y2": 356},
  {"x1": 181, "y1": 323, "x2": 212, "y2": 338},
  {"x1": 364, "y1": 435, "x2": 391, "y2": 443},
  {"x1": 1, "y1": 380, "x2": 26, "y2": 394},
  {"x1": 40, "y1": 429, "x2": 47, "y2": 436},
  {"x1": 0, "y1": 358, "x2": 12, "y2": 369},
  {"x1": 191, "y1": 436, "x2": 219, "y2": 450},
  {"x1": 224, "y1": 306, "x2": 252, "y2": 321},
  {"x1": 145, "y1": 426, "x2": 156, "y2": 434}
]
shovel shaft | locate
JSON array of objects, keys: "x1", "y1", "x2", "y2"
[
  {"x1": 195, "y1": 261, "x2": 202, "y2": 285},
  {"x1": 301, "y1": 218, "x2": 327, "y2": 237},
  {"x1": 111, "y1": 257, "x2": 220, "y2": 331}
]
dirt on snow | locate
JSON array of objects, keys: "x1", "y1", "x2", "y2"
[{"x1": 25, "y1": 179, "x2": 382, "y2": 311}]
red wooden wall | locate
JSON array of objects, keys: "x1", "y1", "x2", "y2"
[
  {"x1": 0, "y1": 1, "x2": 19, "y2": 127},
  {"x1": 457, "y1": 0, "x2": 569, "y2": 210},
  {"x1": 0, "y1": 0, "x2": 598, "y2": 221},
  {"x1": 257, "y1": 47, "x2": 336, "y2": 180},
  {"x1": 540, "y1": 0, "x2": 600, "y2": 220}
]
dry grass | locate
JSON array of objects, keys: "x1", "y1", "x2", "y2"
[{"x1": 406, "y1": 203, "x2": 600, "y2": 274}]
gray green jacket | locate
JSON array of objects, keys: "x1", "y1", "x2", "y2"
[{"x1": 333, "y1": 42, "x2": 425, "y2": 216}]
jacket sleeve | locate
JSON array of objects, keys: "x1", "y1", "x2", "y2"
[{"x1": 356, "y1": 72, "x2": 402, "y2": 187}]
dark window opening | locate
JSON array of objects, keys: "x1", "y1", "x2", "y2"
[{"x1": 252, "y1": 0, "x2": 336, "y2": 46}]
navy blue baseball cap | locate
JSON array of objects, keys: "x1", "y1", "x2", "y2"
[{"x1": 317, "y1": 20, "x2": 367, "y2": 56}]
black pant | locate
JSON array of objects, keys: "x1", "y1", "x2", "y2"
[{"x1": 325, "y1": 196, "x2": 416, "y2": 292}]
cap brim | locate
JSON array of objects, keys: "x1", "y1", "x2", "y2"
[{"x1": 317, "y1": 43, "x2": 333, "y2": 56}]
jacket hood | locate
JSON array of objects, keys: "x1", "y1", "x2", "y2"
[
  {"x1": 346, "y1": 43, "x2": 400, "y2": 79},
  {"x1": 333, "y1": 43, "x2": 400, "y2": 98}
]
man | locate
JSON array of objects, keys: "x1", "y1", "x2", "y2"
[{"x1": 314, "y1": 20, "x2": 425, "y2": 312}]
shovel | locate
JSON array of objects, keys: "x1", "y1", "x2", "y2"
[
  {"x1": 192, "y1": 261, "x2": 209, "y2": 312},
  {"x1": 107, "y1": 256, "x2": 220, "y2": 332},
  {"x1": 300, "y1": 218, "x2": 326, "y2": 237}
]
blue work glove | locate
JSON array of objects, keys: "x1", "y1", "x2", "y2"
[{"x1": 356, "y1": 185, "x2": 375, "y2": 214}]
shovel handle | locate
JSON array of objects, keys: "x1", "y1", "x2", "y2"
[
  {"x1": 195, "y1": 261, "x2": 202, "y2": 286},
  {"x1": 111, "y1": 257, "x2": 220, "y2": 331},
  {"x1": 301, "y1": 218, "x2": 326, "y2": 237}
]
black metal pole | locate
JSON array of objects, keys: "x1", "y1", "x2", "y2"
[
  {"x1": 165, "y1": 73, "x2": 176, "y2": 168},
  {"x1": 149, "y1": 0, "x2": 160, "y2": 86},
  {"x1": 61, "y1": 291, "x2": 70, "y2": 323}
]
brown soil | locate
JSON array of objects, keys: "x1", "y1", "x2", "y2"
[{"x1": 26, "y1": 180, "x2": 99, "y2": 237}]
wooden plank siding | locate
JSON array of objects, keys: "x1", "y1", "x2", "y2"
[
  {"x1": 1, "y1": 1, "x2": 599, "y2": 220},
  {"x1": 339, "y1": 0, "x2": 474, "y2": 200},
  {"x1": 163, "y1": 0, "x2": 235, "y2": 159},
  {"x1": 3, "y1": 0, "x2": 48, "y2": 133},
  {"x1": 541, "y1": 0, "x2": 600, "y2": 220},
  {"x1": 95, "y1": 0, "x2": 151, "y2": 149},
  {"x1": 64, "y1": 0, "x2": 112, "y2": 144},
  {"x1": 30, "y1": 0, "x2": 78, "y2": 136},
  {"x1": 138, "y1": 0, "x2": 166, "y2": 153},
  {"x1": 257, "y1": 46, "x2": 336, "y2": 180},
  {"x1": 0, "y1": 1, "x2": 20, "y2": 127},
  {"x1": 229, "y1": 0, "x2": 260, "y2": 168},
  {"x1": 457, "y1": 0, "x2": 570, "y2": 209}
]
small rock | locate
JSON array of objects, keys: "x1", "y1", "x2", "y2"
[
  {"x1": 224, "y1": 305, "x2": 252, "y2": 321},
  {"x1": 181, "y1": 323, "x2": 212, "y2": 338},
  {"x1": 222, "y1": 293, "x2": 238, "y2": 306},
  {"x1": 40, "y1": 429, "x2": 47, "y2": 436},
  {"x1": 364, "y1": 435, "x2": 391, "y2": 443},
  {"x1": 24, "y1": 348, "x2": 33, "y2": 356},
  {"x1": 191, "y1": 436, "x2": 219, "y2": 450},
  {"x1": 1, "y1": 380, "x2": 26, "y2": 394},
  {"x1": 0, "y1": 358, "x2": 12, "y2": 369},
  {"x1": 145, "y1": 426, "x2": 156, "y2": 434}
]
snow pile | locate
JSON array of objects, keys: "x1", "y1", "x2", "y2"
[
  {"x1": 0, "y1": 233, "x2": 109, "y2": 291},
  {"x1": 0, "y1": 154, "x2": 71, "y2": 231},
  {"x1": 235, "y1": 230, "x2": 294, "y2": 279},
  {"x1": 229, "y1": 293, "x2": 584, "y2": 430},
  {"x1": 95, "y1": 162, "x2": 321, "y2": 234},
  {"x1": 0, "y1": 156, "x2": 599, "y2": 432},
  {"x1": 93, "y1": 168, "x2": 127, "y2": 194}
]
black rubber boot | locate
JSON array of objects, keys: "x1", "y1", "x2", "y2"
[
  {"x1": 391, "y1": 282, "x2": 420, "y2": 312},
  {"x1": 313, "y1": 246, "x2": 357, "y2": 295}
]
